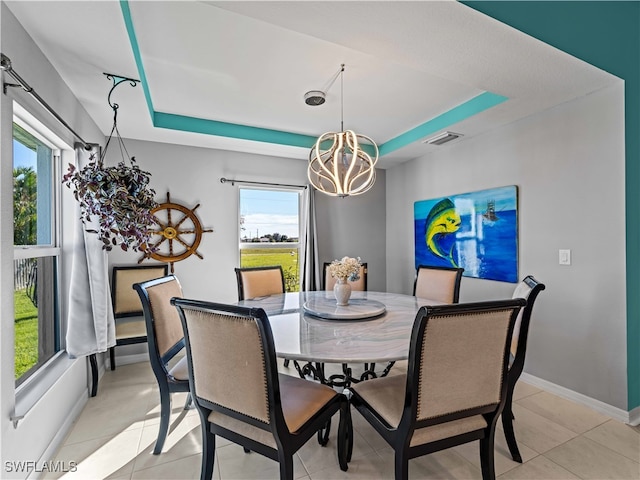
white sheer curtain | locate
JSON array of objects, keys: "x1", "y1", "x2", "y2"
[
  {"x1": 66, "y1": 145, "x2": 115, "y2": 358},
  {"x1": 299, "y1": 186, "x2": 320, "y2": 291}
]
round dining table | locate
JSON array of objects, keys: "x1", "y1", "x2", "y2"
[{"x1": 237, "y1": 290, "x2": 442, "y2": 387}]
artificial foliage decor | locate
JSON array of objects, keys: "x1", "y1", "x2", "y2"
[
  {"x1": 63, "y1": 154, "x2": 157, "y2": 252},
  {"x1": 62, "y1": 73, "x2": 157, "y2": 253}
]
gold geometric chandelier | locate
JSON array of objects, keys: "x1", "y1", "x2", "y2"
[{"x1": 307, "y1": 64, "x2": 378, "y2": 197}]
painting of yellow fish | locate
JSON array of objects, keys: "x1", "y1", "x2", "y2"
[{"x1": 414, "y1": 186, "x2": 518, "y2": 282}]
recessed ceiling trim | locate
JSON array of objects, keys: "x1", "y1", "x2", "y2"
[
  {"x1": 378, "y1": 92, "x2": 507, "y2": 156},
  {"x1": 153, "y1": 111, "x2": 319, "y2": 148},
  {"x1": 120, "y1": 0, "x2": 508, "y2": 158},
  {"x1": 120, "y1": 0, "x2": 154, "y2": 119}
]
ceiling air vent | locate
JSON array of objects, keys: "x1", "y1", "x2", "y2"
[{"x1": 423, "y1": 131, "x2": 463, "y2": 146}]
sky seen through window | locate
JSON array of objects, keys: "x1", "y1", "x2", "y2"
[{"x1": 240, "y1": 189, "x2": 299, "y2": 239}]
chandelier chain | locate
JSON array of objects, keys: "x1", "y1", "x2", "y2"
[{"x1": 340, "y1": 64, "x2": 345, "y2": 133}]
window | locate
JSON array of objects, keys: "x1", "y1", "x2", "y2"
[
  {"x1": 13, "y1": 119, "x2": 61, "y2": 387},
  {"x1": 239, "y1": 188, "x2": 301, "y2": 292}
]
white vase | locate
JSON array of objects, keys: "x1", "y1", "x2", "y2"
[{"x1": 334, "y1": 278, "x2": 352, "y2": 306}]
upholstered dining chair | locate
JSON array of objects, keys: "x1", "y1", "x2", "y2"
[
  {"x1": 413, "y1": 265, "x2": 464, "y2": 303},
  {"x1": 235, "y1": 265, "x2": 285, "y2": 300},
  {"x1": 109, "y1": 264, "x2": 168, "y2": 370},
  {"x1": 133, "y1": 275, "x2": 191, "y2": 455},
  {"x1": 502, "y1": 275, "x2": 546, "y2": 463},
  {"x1": 323, "y1": 262, "x2": 368, "y2": 291},
  {"x1": 235, "y1": 265, "x2": 291, "y2": 366},
  {"x1": 347, "y1": 298, "x2": 526, "y2": 480},
  {"x1": 172, "y1": 298, "x2": 350, "y2": 480}
]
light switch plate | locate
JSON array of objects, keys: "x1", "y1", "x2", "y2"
[{"x1": 559, "y1": 249, "x2": 571, "y2": 265}]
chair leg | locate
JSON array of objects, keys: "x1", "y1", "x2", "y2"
[
  {"x1": 88, "y1": 354, "x2": 99, "y2": 397},
  {"x1": 153, "y1": 386, "x2": 172, "y2": 454},
  {"x1": 394, "y1": 451, "x2": 408, "y2": 480},
  {"x1": 184, "y1": 393, "x2": 193, "y2": 410},
  {"x1": 283, "y1": 358, "x2": 290, "y2": 367},
  {"x1": 502, "y1": 389, "x2": 523, "y2": 463},
  {"x1": 337, "y1": 402, "x2": 350, "y2": 471},
  {"x1": 109, "y1": 347, "x2": 116, "y2": 371},
  {"x1": 317, "y1": 418, "x2": 331, "y2": 446},
  {"x1": 277, "y1": 453, "x2": 294, "y2": 480},
  {"x1": 347, "y1": 413, "x2": 353, "y2": 463},
  {"x1": 480, "y1": 432, "x2": 497, "y2": 480},
  {"x1": 200, "y1": 426, "x2": 215, "y2": 480}
]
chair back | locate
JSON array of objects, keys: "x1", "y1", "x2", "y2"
[
  {"x1": 112, "y1": 264, "x2": 169, "y2": 318},
  {"x1": 510, "y1": 275, "x2": 546, "y2": 363},
  {"x1": 133, "y1": 275, "x2": 185, "y2": 370},
  {"x1": 405, "y1": 299, "x2": 525, "y2": 427},
  {"x1": 173, "y1": 299, "x2": 282, "y2": 429},
  {"x1": 235, "y1": 266, "x2": 285, "y2": 300},
  {"x1": 413, "y1": 265, "x2": 464, "y2": 303},
  {"x1": 323, "y1": 263, "x2": 368, "y2": 291}
]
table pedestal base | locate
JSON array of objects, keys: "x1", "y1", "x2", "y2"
[{"x1": 291, "y1": 360, "x2": 396, "y2": 388}]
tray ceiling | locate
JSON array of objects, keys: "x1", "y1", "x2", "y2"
[{"x1": 6, "y1": 1, "x2": 617, "y2": 168}]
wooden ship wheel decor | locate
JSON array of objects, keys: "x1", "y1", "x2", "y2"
[{"x1": 139, "y1": 192, "x2": 213, "y2": 272}]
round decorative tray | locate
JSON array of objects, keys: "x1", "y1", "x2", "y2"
[{"x1": 303, "y1": 297, "x2": 386, "y2": 320}]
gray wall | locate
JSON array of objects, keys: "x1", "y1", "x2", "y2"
[
  {"x1": 386, "y1": 83, "x2": 627, "y2": 409},
  {"x1": 106, "y1": 139, "x2": 387, "y2": 303},
  {"x1": 315, "y1": 171, "x2": 386, "y2": 291},
  {"x1": 107, "y1": 139, "x2": 309, "y2": 303}
]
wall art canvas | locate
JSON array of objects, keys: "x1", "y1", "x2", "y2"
[{"x1": 414, "y1": 185, "x2": 518, "y2": 283}]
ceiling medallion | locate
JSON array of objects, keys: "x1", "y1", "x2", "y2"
[{"x1": 307, "y1": 64, "x2": 378, "y2": 197}]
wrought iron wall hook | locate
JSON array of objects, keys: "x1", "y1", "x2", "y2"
[
  {"x1": 103, "y1": 72, "x2": 140, "y2": 121},
  {"x1": 99, "y1": 73, "x2": 140, "y2": 166}
]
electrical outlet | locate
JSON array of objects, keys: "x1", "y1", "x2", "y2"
[{"x1": 559, "y1": 249, "x2": 571, "y2": 265}]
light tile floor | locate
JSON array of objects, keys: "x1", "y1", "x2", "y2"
[{"x1": 44, "y1": 361, "x2": 640, "y2": 480}]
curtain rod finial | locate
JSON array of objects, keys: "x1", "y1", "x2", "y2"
[
  {"x1": 75, "y1": 142, "x2": 95, "y2": 152},
  {"x1": 0, "y1": 53, "x2": 12, "y2": 71}
]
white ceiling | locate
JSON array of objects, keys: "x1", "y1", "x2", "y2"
[{"x1": 5, "y1": 1, "x2": 617, "y2": 169}]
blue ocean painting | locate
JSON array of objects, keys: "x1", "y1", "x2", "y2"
[{"x1": 414, "y1": 186, "x2": 518, "y2": 283}]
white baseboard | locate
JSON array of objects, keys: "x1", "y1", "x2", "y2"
[
  {"x1": 32, "y1": 392, "x2": 88, "y2": 480},
  {"x1": 108, "y1": 353, "x2": 148, "y2": 369},
  {"x1": 629, "y1": 406, "x2": 640, "y2": 426},
  {"x1": 520, "y1": 373, "x2": 635, "y2": 425}
]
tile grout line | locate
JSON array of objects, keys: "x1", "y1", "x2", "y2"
[
  {"x1": 532, "y1": 453, "x2": 585, "y2": 480},
  {"x1": 583, "y1": 419, "x2": 640, "y2": 462},
  {"x1": 513, "y1": 395, "x2": 610, "y2": 436},
  {"x1": 576, "y1": 427, "x2": 640, "y2": 465},
  {"x1": 540, "y1": 434, "x2": 638, "y2": 479}
]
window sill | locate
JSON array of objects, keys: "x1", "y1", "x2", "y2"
[{"x1": 12, "y1": 352, "x2": 77, "y2": 428}]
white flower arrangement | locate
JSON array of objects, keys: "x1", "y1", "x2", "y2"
[{"x1": 328, "y1": 256, "x2": 362, "y2": 282}]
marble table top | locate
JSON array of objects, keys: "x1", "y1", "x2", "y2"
[{"x1": 237, "y1": 291, "x2": 442, "y2": 364}]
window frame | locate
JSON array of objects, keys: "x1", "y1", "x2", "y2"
[
  {"x1": 237, "y1": 186, "x2": 304, "y2": 291},
  {"x1": 12, "y1": 111, "x2": 64, "y2": 389}
]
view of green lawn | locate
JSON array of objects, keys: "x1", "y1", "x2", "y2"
[
  {"x1": 14, "y1": 289, "x2": 38, "y2": 379},
  {"x1": 240, "y1": 247, "x2": 300, "y2": 292},
  {"x1": 13, "y1": 247, "x2": 299, "y2": 380}
]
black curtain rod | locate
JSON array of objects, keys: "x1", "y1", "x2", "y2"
[
  {"x1": 1, "y1": 53, "x2": 92, "y2": 150},
  {"x1": 220, "y1": 177, "x2": 307, "y2": 189}
]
